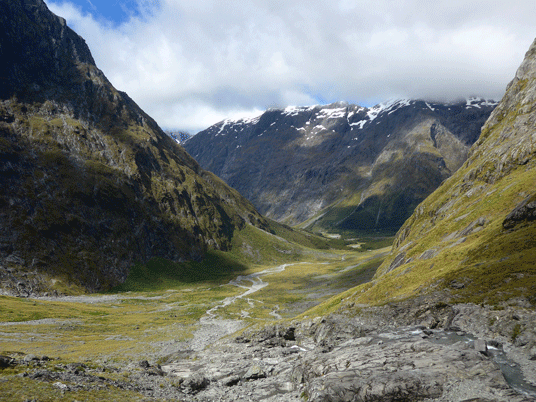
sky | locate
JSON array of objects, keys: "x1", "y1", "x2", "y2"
[{"x1": 44, "y1": 0, "x2": 536, "y2": 133}]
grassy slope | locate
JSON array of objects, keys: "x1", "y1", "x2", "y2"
[
  {"x1": 113, "y1": 220, "x2": 348, "y2": 293},
  {"x1": 301, "y1": 42, "x2": 536, "y2": 314},
  {"x1": 0, "y1": 0, "x2": 273, "y2": 293}
]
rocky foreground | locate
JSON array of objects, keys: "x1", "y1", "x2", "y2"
[{"x1": 4, "y1": 297, "x2": 536, "y2": 402}]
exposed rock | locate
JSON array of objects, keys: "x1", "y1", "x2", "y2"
[
  {"x1": 138, "y1": 360, "x2": 150, "y2": 369},
  {"x1": 3, "y1": 297, "x2": 535, "y2": 401},
  {"x1": 181, "y1": 373, "x2": 210, "y2": 393},
  {"x1": 243, "y1": 365, "x2": 267, "y2": 380},
  {"x1": 474, "y1": 339, "x2": 489, "y2": 355},
  {"x1": 420, "y1": 248, "x2": 439, "y2": 260},
  {"x1": 459, "y1": 217, "x2": 488, "y2": 236},
  {"x1": 0, "y1": 355, "x2": 14, "y2": 368},
  {"x1": 386, "y1": 252, "x2": 407, "y2": 272},
  {"x1": 503, "y1": 194, "x2": 536, "y2": 229}
]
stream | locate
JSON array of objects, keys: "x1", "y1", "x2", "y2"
[
  {"x1": 427, "y1": 330, "x2": 536, "y2": 398},
  {"x1": 376, "y1": 327, "x2": 536, "y2": 398},
  {"x1": 203, "y1": 263, "x2": 297, "y2": 320},
  {"x1": 190, "y1": 263, "x2": 300, "y2": 351}
]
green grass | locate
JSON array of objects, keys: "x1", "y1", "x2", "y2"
[
  {"x1": 323, "y1": 117, "x2": 536, "y2": 309},
  {"x1": 0, "y1": 231, "x2": 391, "y2": 362},
  {"x1": 0, "y1": 207, "x2": 395, "y2": 399},
  {"x1": 0, "y1": 376, "x2": 145, "y2": 402},
  {"x1": 112, "y1": 252, "x2": 249, "y2": 292}
]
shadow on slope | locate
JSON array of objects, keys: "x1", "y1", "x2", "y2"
[{"x1": 112, "y1": 251, "x2": 249, "y2": 292}]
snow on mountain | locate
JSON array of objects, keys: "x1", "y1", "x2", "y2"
[
  {"x1": 199, "y1": 98, "x2": 499, "y2": 142},
  {"x1": 186, "y1": 98, "x2": 497, "y2": 230},
  {"x1": 465, "y1": 97, "x2": 500, "y2": 109}
]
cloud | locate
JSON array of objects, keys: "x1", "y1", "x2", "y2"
[{"x1": 46, "y1": 0, "x2": 536, "y2": 132}]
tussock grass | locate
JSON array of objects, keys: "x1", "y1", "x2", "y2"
[
  {"x1": 0, "y1": 376, "x2": 143, "y2": 402},
  {"x1": 0, "y1": 225, "x2": 392, "y2": 399},
  {"x1": 0, "y1": 224, "x2": 391, "y2": 362},
  {"x1": 325, "y1": 131, "x2": 536, "y2": 309}
]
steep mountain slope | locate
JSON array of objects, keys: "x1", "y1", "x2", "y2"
[
  {"x1": 348, "y1": 38, "x2": 536, "y2": 306},
  {"x1": 185, "y1": 99, "x2": 496, "y2": 232},
  {"x1": 0, "y1": 0, "x2": 269, "y2": 294}
]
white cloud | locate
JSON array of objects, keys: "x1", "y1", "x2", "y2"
[{"x1": 45, "y1": 0, "x2": 536, "y2": 133}]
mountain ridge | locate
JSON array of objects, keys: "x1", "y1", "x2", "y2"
[
  {"x1": 342, "y1": 37, "x2": 536, "y2": 307},
  {"x1": 0, "y1": 0, "x2": 269, "y2": 295},
  {"x1": 185, "y1": 98, "x2": 497, "y2": 232}
]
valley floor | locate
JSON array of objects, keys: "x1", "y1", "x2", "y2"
[
  {"x1": 1, "y1": 246, "x2": 535, "y2": 401},
  {"x1": 0, "y1": 247, "x2": 385, "y2": 400}
]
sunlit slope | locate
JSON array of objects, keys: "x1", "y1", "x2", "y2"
[{"x1": 318, "y1": 38, "x2": 536, "y2": 307}]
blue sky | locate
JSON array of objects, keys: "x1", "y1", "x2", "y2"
[
  {"x1": 58, "y1": 0, "x2": 159, "y2": 26},
  {"x1": 45, "y1": 0, "x2": 536, "y2": 133}
]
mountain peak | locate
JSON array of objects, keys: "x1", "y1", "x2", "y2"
[
  {"x1": 0, "y1": 0, "x2": 269, "y2": 294},
  {"x1": 185, "y1": 97, "x2": 496, "y2": 229}
]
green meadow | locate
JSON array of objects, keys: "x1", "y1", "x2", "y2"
[{"x1": 0, "y1": 224, "x2": 391, "y2": 366}]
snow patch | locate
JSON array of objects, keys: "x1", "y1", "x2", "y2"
[
  {"x1": 283, "y1": 105, "x2": 315, "y2": 116},
  {"x1": 350, "y1": 120, "x2": 367, "y2": 129},
  {"x1": 217, "y1": 114, "x2": 261, "y2": 134},
  {"x1": 465, "y1": 97, "x2": 499, "y2": 109},
  {"x1": 316, "y1": 107, "x2": 346, "y2": 119},
  {"x1": 367, "y1": 99, "x2": 411, "y2": 121}
]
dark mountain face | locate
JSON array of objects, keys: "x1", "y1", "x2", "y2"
[
  {"x1": 185, "y1": 99, "x2": 496, "y2": 232},
  {"x1": 0, "y1": 0, "x2": 268, "y2": 294}
]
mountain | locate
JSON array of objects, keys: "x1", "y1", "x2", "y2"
[
  {"x1": 185, "y1": 98, "x2": 496, "y2": 233},
  {"x1": 166, "y1": 130, "x2": 192, "y2": 144},
  {"x1": 357, "y1": 38, "x2": 536, "y2": 306},
  {"x1": 0, "y1": 0, "x2": 269, "y2": 294}
]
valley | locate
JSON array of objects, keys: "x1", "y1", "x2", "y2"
[
  {"x1": 2, "y1": 240, "x2": 536, "y2": 401},
  {"x1": 0, "y1": 239, "x2": 390, "y2": 401},
  {"x1": 1, "y1": 1, "x2": 536, "y2": 401}
]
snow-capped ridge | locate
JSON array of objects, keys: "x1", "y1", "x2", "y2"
[
  {"x1": 282, "y1": 105, "x2": 316, "y2": 116},
  {"x1": 215, "y1": 114, "x2": 262, "y2": 135},
  {"x1": 210, "y1": 97, "x2": 499, "y2": 136},
  {"x1": 465, "y1": 97, "x2": 499, "y2": 109}
]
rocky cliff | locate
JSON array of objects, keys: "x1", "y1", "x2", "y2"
[
  {"x1": 0, "y1": 0, "x2": 269, "y2": 294},
  {"x1": 357, "y1": 38, "x2": 536, "y2": 306},
  {"x1": 185, "y1": 98, "x2": 496, "y2": 232}
]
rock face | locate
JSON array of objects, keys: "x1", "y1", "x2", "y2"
[
  {"x1": 185, "y1": 99, "x2": 496, "y2": 231},
  {"x1": 5, "y1": 298, "x2": 536, "y2": 401},
  {"x1": 0, "y1": 0, "x2": 269, "y2": 294},
  {"x1": 367, "y1": 38, "x2": 536, "y2": 306},
  {"x1": 154, "y1": 301, "x2": 536, "y2": 402}
]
